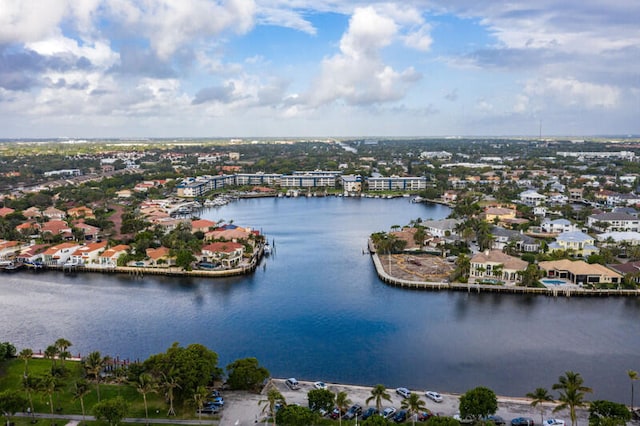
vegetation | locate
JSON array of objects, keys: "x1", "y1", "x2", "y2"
[
  {"x1": 308, "y1": 388, "x2": 335, "y2": 412},
  {"x1": 366, "y1": 384, "x2": 392, "y2": 413},
  {"x1": 225, "y1": 357, "x2": 270, "y2": 392},
  {"x1": 553, "y1": 371, "x2": 593, "y2": 426},
  {"x1": 588, "y1": 400, "x2": 631, "y2": 426},
  {"x1": 459, "y1": 386, "x2": 498, "y2": 420},
  {"x1": 526, "y1": 387, "x2": 554, "y2": 425}
]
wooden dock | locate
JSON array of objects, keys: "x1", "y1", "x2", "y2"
[{"x1": 370, "y1": 250, "x2": 640, "y2": 297}]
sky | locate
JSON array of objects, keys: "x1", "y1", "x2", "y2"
[{"x1": 0, "y1": 0, "x2": 639, "y2": 138}]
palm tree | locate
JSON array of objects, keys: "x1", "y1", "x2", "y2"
[
  {"x1": 54, "y1": 338, "x2": 72, "y2": 366},
  {"x1": 259, "y1": 386, "x2": 285, "y2": 426},
  {"x1": 366, "y1": 384, "x2": 392, "y2": 414},
  {"x1": 39, "y1": 373, "x2": 58, "y2": 415},
  {"x1": 71, "y1": 380, "x2": 91, "y2": 423},
  {"x1": 135, "y1": 373, "x2": 158, "y2": 426},
  {"x1": 84, "y1": 351, "x2": 108, "y2": 401},
  {"x1": 161, "y1": 372, "x2": 181, "y2": 416},
  {"x1": 22, "y1": 375, "x2": 37, "y2": 416},
  {"x1": 18, "y1": 348, "x2": 33, "y2": 377},
  {"x1": 527, "y1": 387, "x2": 554, "y2": 425},
  {"x1": 193, "y1": 385, "x2": 209, "y2": 424},
  {"x1": 44, "y1": 345, "x2": 58, "y2": 369},
  {"x1": 552, "y1": 371, "x2": 592, "y2": 426},
  {"x1": 628, "y1": 370, "x2": 638, "y2": 410},
  {"x1": 335, "y1": 391, "x2": 351, "y2": 426},
  {"x1": 401, "y1": 393, "x2": 427, "y2": 425}
]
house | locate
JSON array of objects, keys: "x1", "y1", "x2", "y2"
[
  {"x1": 548, "y1": 231, "x2": 598, "y2": 257},
  {"x1": 42, "y1": 242, "x2": 80, "y2": 265},
  {"x1": 17, "y1": 244, "x2": 48, "y2": 264},
  {"x1": 205, "y1": 227, "x2": 253, "y2": 242},
  {"x1": 0, "y1": 240, "x2": 29, "y2": 259},
  {"x1": 422, "y1": 219, "x2": 462, "y2": 238},
  {"x1": 99, "y1": 244, "x2": 130, "y2": 267},
  {"x1": 519, "y1": 190, "x2": 546, "y2": 206},
  {"x1": 41, "y1": 220, "x2": 73, "y2": 239},
  {"x1": 490, "y1": 227, "x2": 540, "y2": 253},
  {"x1": 22, "y1": 206, "x2": 42, "y2": 219},
  {"x1": 538, "y1": 259, "x2": 622, "y2": 286},
  {"x1": 191, "y1": 219, "x2": 217, "y2": 234},
  {"x1": 69, "y1": 241, "x2": 108, "y2": 265},
  {"x1": 470, "y1": 250, "x2": 528, "y2": 282},
  {"x1": 442, "y1": 191, "x2": 459, "y2": 203},
  {"x1": 540, "y1": 218, "x2": 579, "y2": 234},
  {"x1": 484, "y1": 207, "x2": 516, "y2": 223},
  {"x1": 67, "y1": 206, "x2": 95, "y2": 219},
  {"x1": 607, "y1": 261, "x2": 640, "y2": 283},
  {"x1": 587, "y1": 212, "x2": 640, "y2": 232},
  {"x1": 72, "y1": 222, "x2": 101, "y2": 240},
  {"x1": 569, "y1": 188, "x2": 584, "y2": 202},
  {"x1": 16, "y1": 221, "x2": 41, "y2": 236},
  {"x1": 0, "y1": 207, "x2": 15, "y2": 217},
  {"x1": 43, "y1": 206, "x2": 66, "y2": 220},
  {"x1": 142, "y1": 247, "x2": 174, "y2": 267},
  {"x1": 115, "y1": 189, "x2": 133, "y2": 199},
  {"x1": 596, "y1": 231, "x2": 640, "y2": 246},
  {"x1": 201, "y1": 242, "x2": 244, "y2": 268}
]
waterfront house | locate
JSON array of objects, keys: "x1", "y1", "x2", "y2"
[
  {"x1": 205, "y1": 226, "x2": 254, "y2": 242},
  {"x1": 201, "y1": 242, "x2": 244, "y2": 268},
  {"x1": 548, "y1": 231, "x2": 598, "y2": 257},
  {"x1": 42, "y1": 242, "x2": 80, "y2": 265},
  {"x1": 538, "y1": 259, "x2": 622, "y2": 286},
  {"x1": 143, "y1": 247, "x2": 174, "y2": 267},
  {"x1": 0, "y1": 240, "x2": 29, "y2": 259},
  {"x1": 469, "y1": 250, "x2": 528, "y2": 283},
  {"x1": 99, "y1": 244, "x2": 130, "y2": 267},
  {"x1": 587, "y1": 212, "x2": 640, "y2": 232},
  {"x1": 540, "y1": 218, "x2": 579, "y2": 234},
  {"x1": 422, "y1": 219, "x2": 462, "y2": 238},
  {"x1": 607, "y1": 261, "x2": 640, "y2": 283},
  {"x1": 17, "y1": 244, "x2": 48, "y2": 264},
  {"x1": 442, "y1": 191, "x2": 459, "y2": 203},
  {"x1": 191, "y1": 219, "x2": 217, "y2": 233},
  {"x1": 69, "y1": 241, "x2": 108, "y2": 265}
]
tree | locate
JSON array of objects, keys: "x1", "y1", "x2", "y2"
[
  {"x1": 308, "y1": 388, "x2": 335, "y2": 412},
  {"x1": 521, "y1": 264, "x2": 542, "y2": 287},
  {"x1": 588, "y1": 400, "x2": 631, "y2": 426},
  {"x1": 259, "y1": 386, "x2": 286, "y2": 426},
  {"x1": 161, "y1": 372, "x2": 181, "y2": 416},
  {"x1": 54, "y1": 338, "x2": 72, "y2": 367},
  {"x1": 401, "y1": 393, "x2": 427, "y2": 425},
  {"x1": 628, "y1": 370, "x2": 638, "y2": 410},
  {"x1": 226, "y1": 357, "x2": 270, "y2": 392},
  {"x1": 93, "y1": 396, "x2": 129, "y2": 426},
  {"x1": 38, "y1": 373, "x2": 60, "y2": 415},
  {"x1": 527, "y1": 388, "x2": 554, "y2": 425},
  {"x1": 18, "y1": 348, "x2": 33, "y2": 376},
  {"x1": 192, "y1": 385, "x2": 208, "y2": 424},
  {"x1": 553, "y1": 371, "x2": 593, "y2": 426},
  {"x1": 276, "y1": 404, "x2": 316, "y2": 426},
  {"x1": 0, "y1": 390, "x2": 28, "y2": 426},
  {"x1": 44, "y1": 345, "x2": 58, "y2": 369},
  {"x1": 72, "y1": 380, "x2": 91, "y2": 423},
  {"x1": 459, "y1": 386, "x2": 498, "y2": 421},
  {"x1": 134, "y1": 373, "x2": 158, "y2": 425},
  {"x1": 22, "y1": 375, "x2": 37, "y2": 416},
  {"x1": 366, "y1": 384, "x2": 392, "y2": 413},
  {"x1": 335, "y1": 390, "x2": 352, "y2": 426},
  {"x1": 363, "y1": 414, "x2": 392, "y2": 425},
  {"x1": 426, "y1": 417, "x2": 464, "y2": 426},
  {"x1": 85, "y1": 351, "x2": 110, "y2": 402}
]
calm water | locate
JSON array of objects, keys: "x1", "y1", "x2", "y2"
[{"x1": 1, "y1": 197, "x2": 638, "y2": 403}]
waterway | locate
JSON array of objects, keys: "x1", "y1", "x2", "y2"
[{"x1": 1, "y1": 197, "x2": 638, "y2": 403}]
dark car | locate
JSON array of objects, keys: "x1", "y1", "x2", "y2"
[
  {"x1": 362, "y1": 407, "x2": 379, "y2": 420},
  {"x1": 344, "y1": 404, "x2": 363, "y2": 420},
  {"x1": 418, "y1": 410, "x2": 434, "y2": 422},
  {"x1": 487, "y1": 415, "x2": 506, "y2": 425},
  {"x1": 197, "y1": 406, "x2": 219, "y2": 415},
  {"x1": 512, "y1": 417, "x2": 535, "y2": 426},
  {"x1": 393, "y1": 409, "x2": 408, "y2": 423},
  {"x1": 329, "y1": 408, "x2": 344, "y2": 419}
]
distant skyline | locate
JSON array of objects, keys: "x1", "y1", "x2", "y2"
[{"x1": 1, "y1": 0, "x2": 639, "y2": 138}]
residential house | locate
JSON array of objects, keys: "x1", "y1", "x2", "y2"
[
  {"x1": 42, "y1": 242, "x2": 79, "y2": 265},
  {"x1": 17, "y1": 244, "x2": 48, "y2": 264},
  {"x1": 490, "y1": 227, "x2": 540, "y2": 253},
  {"x1": 0, "y1": 207, "x2": 15, "y2": 217},
  {"x1": 596, "y1": 231, "x2": 640, "y2": 246},
  {"x1": 0, "y1": 240, "x2": 29, "y2": 259},
  {"x1": 470, "y1": 249, "x2": 528, "y2": 282},
  {"x1": 72, "y1": 221, "x2": 101, "y2": 240},
  {"x1": 115, "y1": 189, "x2": 133, "y2": 199},
  {"x1": 69, "y1": 241, "x2": 108, "y2": 265},
  {"x1": 538, "y1": 259, "x2": 622, "y2": 286},
  {"x1": 143, "y1": 247, "x2": 174, "y2": 267},
  {"x1": 519, "y1": 190, "x2": 547, "y2": 206},
  {"x1": 569, "y1": 188, "x2": 584, "y2": 202},
  {"x1": 442, "y1": 191, "x2": 459, "y2": 203},
  {"x1": 484, "y1": 207, "x2": 516, "y2": 223},
  {"x1": 201, "y1": 242, "x2": 244, "y2": 268},
  {"x1": 41, "y1": 220, "x2": 73, "y2": 240},
  {"x1": 16, "y1": 221, "x2": 41, "y2": 236},
  {"x1": 607, "y1": 261, "x2": 640, "y2": 283},
  {"x1": 22, "y1": 206, "x2": 42, "y2": 219},
  {"x1": 594, "y1": 189, "x2": 622, "y2": 206},
  {"x1": 548, "y1": 231, "x2": 598, "y2": 257},
  {"x1": 191, "y1": 219, "x2": 217, "y2": 234},
  {"x1": 43, "y1": 206, "x2": 66, "y2": 220},
  {"x1": 67, "y1": 206, "x2": 95, "y2": 219},
  {"x1": 422, "y1": 219, "x2": 462, "y2": 238},
  {"x1": 99, "y1": 244, "x2": 130, "y2": 267},
  {"x1": 540, "y1": 218, "x2": 579, "y2": 234},
  {"x1": 587, "y1": 212, "x2": 640, "y2": 232}
]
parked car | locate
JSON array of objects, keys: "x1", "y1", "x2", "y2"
[
  {"x1": 454, "y1": 414, "x2": 475, "y2": 424},
  {"x1": 382, "y1": 407, "x2": 397, "y2": 419},
  {"x1": 313, "y1": 381, "x2": 327, "y2": 390},
  {"x1": 543, "y1": 419, "x2": 565, "y2": 426},
  {"x1": 511, "y1": 417, "x2": 535, "y2": 426},
  {"x1": 426, "y1": 391, "x2": 443, "y2": 402},
  {"x1": 329, "y1": 408, "x2": 343, "y2": 420},
  {"x1": 344, "y1": 404, "x2": 363, "y2": 420},
  {"x1": 285, "y1": 378, "x2": 300, "y2": 390},
  {"x1": 487, "y1": 415, "x2": 506, "y2": 425},
  {"x1": 362, "y1": 407, "x2": 379, "y2": 420},
  {"x1": 418, "y1": 410, "x2": 434, "y2": 422},
  {"x1": 197, "y1": 406, "x2": 219, "y2": 415},
  {"x1": 393, "y1": 409, "x2": 408, "y2": 423},
  {"x1": 396, "y1": 387, "x2": 411, "y2": 398}
]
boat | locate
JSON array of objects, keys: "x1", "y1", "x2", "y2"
[
  {"x1": 0, "y1": 261, "x2": 24, "y2": 272},
  {"x1": 263, "y1": 243, "x2": 272, "y2": 256}
]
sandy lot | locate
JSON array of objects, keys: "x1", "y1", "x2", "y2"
[{"x1": 218, "y1": 379, "x2": 589, "y2": 426}]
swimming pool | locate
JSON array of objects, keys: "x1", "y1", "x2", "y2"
[{"x1": 541, "y1": 278, "x2": 566, "y2": 285}]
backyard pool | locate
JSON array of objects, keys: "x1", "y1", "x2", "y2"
[{"x1": 541, "y1": 278, "x2": 567, "y2": 285}]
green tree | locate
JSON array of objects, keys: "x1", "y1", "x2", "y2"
[
  {"x1": 527, "y1": 388, "x2": 554, "y2": 425},
  {"x1": 192, "y1": 385, "x2": 208, "y2": 424},
  {"x1": 553, "y1": 371, "x2": 593, "y2": 426},
  {"x1": 276, "y1": 404, "x2": 316, "y2": 426},
  {"x1": 134, "y1": 373, "x2": 158, "y2": 425},
  {"x1": 72, "y1": 380, "x2": 91, "y2": 423},
  {"x1": 335, "y1": 390, "x2": 352, "y2": 426},
  {"x1": 628, "y1": 370, "x2": 638, "y2": 410},
  {"x1": 18, "y1": 348, "x2": 33, "y2": 376},
  {"x1": 38, "y1": 373, "x2": 60, "y2": 415},
  {"x1": 85, "y1": 351, "x2": 110, "y2": 402},
  {"x1": 363, "y1": 414, "x2": 392, "y2": 425},
  {"x1": 93, "y1": 396, "x2": 129, "y2": 426},
  {"x1": 161, "y1": 371, "x2": 181, "y2": 416},
  {"x1": 459, "y1": 386, "x2": 498, "y2": 421},
  {"x1": 366, "y1": 384, "x2": 392, "y2": 413},
  {"x1": 426, "y1": 417, "x2": 464, "y2": 426},
  {"x1": 308, "y1": 388, "x2": 335, "y2": 412},
  {"x1": 588, "y1": 400, "x2": 631, "y2": 426},
  {"x1": 259, "y1": 386, "x2": 286, "y2": 426},
  {"x1": 401, "y1": 393, "x2": 427, "y2": 425},
  {"x1": 54, "y1": 338, "x2": 72, "y2": 367},
  {"x1": 0, "y1": 390, "x2": 28, "y2": 426},
  {"x1": 225, "y1": 357, "x2": 270, "y2": 392},
  {"x1": 44, "y1": 345, "x2": 58, "y2": 369},
  {"x1": 22, "y1": 375, "x2": 37, "y2": 416}
]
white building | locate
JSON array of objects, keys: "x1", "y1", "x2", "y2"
[
  {"x1": 367, "y1": 176, "x2": 428, "y2": 191},
  {"x1": 519, "y1": 190, "x2": 547, "y2": 206}
]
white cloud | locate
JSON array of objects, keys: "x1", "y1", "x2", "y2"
[{"x1": 524, "y1": 77, "x2": 621, "y2": 109}]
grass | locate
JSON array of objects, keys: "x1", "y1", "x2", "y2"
[{"x1": 0, "y1": 359, "x2": 211, "y2": 422}]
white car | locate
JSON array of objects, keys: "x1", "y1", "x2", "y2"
[
  {"x1": 544, "y1": 419, "x2": 565, "y2": 426},
  {"x1": 396, "y1": 387, "x2": 411, "y2": 398},
  {"x1": 313, "y1": 381, "x2": 327, "y2": 390},
  {"x1": 382, "y1": 407, "x2": 397, "y2": 419},
  {"x1": 426, "y1": 391, "x2": 443, "y2": 402}
]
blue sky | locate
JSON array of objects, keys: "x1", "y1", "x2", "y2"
[{"x1": 0, "y1": 0, "x2": 638, "y2": 138}]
